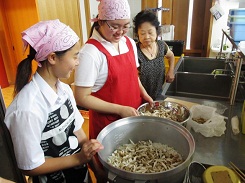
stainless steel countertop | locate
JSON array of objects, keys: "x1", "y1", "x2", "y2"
[{"x1": 166, "y1": 96, "x2": 245, "y2": 170}]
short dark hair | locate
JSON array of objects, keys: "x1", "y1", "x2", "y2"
[{"x1": 133, "y1": 10, "x2": 161, "y2": 36}]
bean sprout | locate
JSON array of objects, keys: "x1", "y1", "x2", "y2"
[{"x1": 107, "y1": 140, "x2": 183, "y2": 173}]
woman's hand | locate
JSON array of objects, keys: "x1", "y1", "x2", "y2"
[{"x1": 166, "y1": 70, "x2": 175, "y2": 83}]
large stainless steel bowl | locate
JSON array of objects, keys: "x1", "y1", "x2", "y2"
[
  {"x1": 97, "y1": 116, "x2": 195, "y2": 183},
  {"x1": 137, "y1": 101, "x2": 191, "y2": 125}
]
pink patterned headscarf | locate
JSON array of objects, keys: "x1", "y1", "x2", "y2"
[
  {"x1": 22, "y1": 19, "x2": 79, "y2": 66},
  {"x1": 91, "y1": 0, "x2": 131, "y2": 22}
]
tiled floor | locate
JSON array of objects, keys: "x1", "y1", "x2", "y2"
[{"x1": 1, "y1": 85, "x2": 96, "y2": 182}]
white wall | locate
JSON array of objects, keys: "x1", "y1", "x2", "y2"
[
  {"x1": 89, "y1": 0, "x2": 99, "y2": 19},
  {"x1": 79, "y1": 1, "x2": 88, "y2": 43},
  {"x1": 127, "y1": 0, "x2": 142, "y2": 38},
  {"x1": 209, "y1": 0, "x2": 243, "y2": 57}
]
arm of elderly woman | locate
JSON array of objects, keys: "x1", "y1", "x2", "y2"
[{"x1": 165, "y1": 46, "x2": 175, "y2": 83}]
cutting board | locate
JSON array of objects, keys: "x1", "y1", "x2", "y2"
[{"x1": 164, "y1": 97, "x2": 198, "y2": 109}]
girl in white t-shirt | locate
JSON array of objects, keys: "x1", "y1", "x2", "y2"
[{"x1": 4, "y1": 19, "x2": 103, "y2": 183}]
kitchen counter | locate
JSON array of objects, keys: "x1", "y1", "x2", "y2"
[{"x1": 165, "y1": 96, "x2": 245, "y2": 170}]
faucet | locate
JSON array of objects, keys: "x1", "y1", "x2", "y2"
[
  {"x1": 213, "y1": 50, "x2": 240, "y2": 79},
  {"x1": 225, "y1": 54, "x2": 237, "y2": 77}
]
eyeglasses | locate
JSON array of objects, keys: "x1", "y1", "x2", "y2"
[{"x1": 105, "y1": 21, "x2": 131, "y2": 32}]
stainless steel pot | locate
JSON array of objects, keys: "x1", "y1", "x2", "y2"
[
  {"x1": 137, "y1": 101, "x2": 191, "y2": 125},
  {"x1": 97, "y1": 116, "x2": 195, "y2": 183}
]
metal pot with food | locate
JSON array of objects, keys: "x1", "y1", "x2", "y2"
[
  {"x1": 97, "y1": 116, "x2": 195, "y2": 183},
  {"x1": 137, "y1": 101, "x2": 191, "y2": 125}
]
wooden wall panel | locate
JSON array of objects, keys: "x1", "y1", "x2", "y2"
[
  {"x1": 84, "y1": 0, "x2": 91, "y2": 39},
  {"x1": 172, "y1": 0, "x2": 189, "y2": 42},
  {"x1": 0, "y1": 0, "x2": 15, "y2": 85},
  {"x1": 191, "y1": 0, "x2": 206, "y2": 51},
  {"x1": 167, "y1": 0, "x2": 212, "y2": 57},
  {"x1": 37, "y1": 0, "x2": 82, "y2": 45},
  {"x1": 37, "y1": 0, "x2": 82, "y2": 84},
  {"x1": 141, "y1": 0, "x2": 158, "y2": 10},
  {"x1": 0, "y1": 0, "x2": 39, "y2": 84},
  {"x1": 202, "y1": 0, "x2": 214, "y2": 57},
  {"x1": 161, "y1": 0, "x2": 172, "y2": 25}
]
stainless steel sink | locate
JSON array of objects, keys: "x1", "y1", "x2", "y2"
[
  {"x1": 166, "y1": 72, "x2": 233, "y2": 100},
  {"x1": 165, "y1": 57, "x2": 236, "y2": 101},
  {"x1": 178, "y1": 57, "x2": 228, "y2": 73},
  {"x1": 164, "y1": 57, "x2": 245, "y2": 101}
]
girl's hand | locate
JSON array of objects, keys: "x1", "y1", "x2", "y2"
[
  {"x1": 118, "y1": 106, "x2": 139, "y2": 118},
  {"x1": 144, "y1": 95, "x2": 154, "y2": 107},
  {"x1": 78, "y1": 139, "x2": 104, "y2": 162}
]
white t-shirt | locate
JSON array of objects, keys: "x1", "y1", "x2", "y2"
[
  {"x1": 75, "y1": 29, "x2": 139, "y2": 92},
  {"x1": 4, "y1": 73, "x2": 83, "y2": 170}
]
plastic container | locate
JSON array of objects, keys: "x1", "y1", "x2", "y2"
[
  {"x1": 164, "y1": 56, "x2": 181, "y2": 73},
  {"x1": 229, "y1": 8, "x2": 245, "y2": 16},
  {"x1": 228, "y1": 15, "x2": 245, "y2": 23},
  {"x1": 228, "y1": 21, "x2": 245, "y2": 32},
  {"x1": 203, "y1": 166, "x2": 241, "y2": 183},
  {"x1": 228, "y1": 21, "x2": 245, "y2": 41},
  {"x1": 230, "y1": 31, "x2": 245, "y2": 41}
]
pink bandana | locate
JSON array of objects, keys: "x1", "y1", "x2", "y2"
[
  {"x1": 91, "y1": 0, "x2": 131, "y2": 22},
  {"x1": 22, "y1": 19, "x2": 79, "y2": 65}
]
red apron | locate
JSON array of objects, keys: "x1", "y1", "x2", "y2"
[{"x1": 86, "y1": 37, "x2": 142, "y2": 139}]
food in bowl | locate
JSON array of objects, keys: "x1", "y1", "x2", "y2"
[
  {"x1": 137, "y1": 101, "x2": 190, "y2": 123},
  {"x1": 107, "y1": 139, "x2": 183, "y2": 173},
  {"x1": 192, "y1": 117, "x2": 207, "y2": 124}
]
